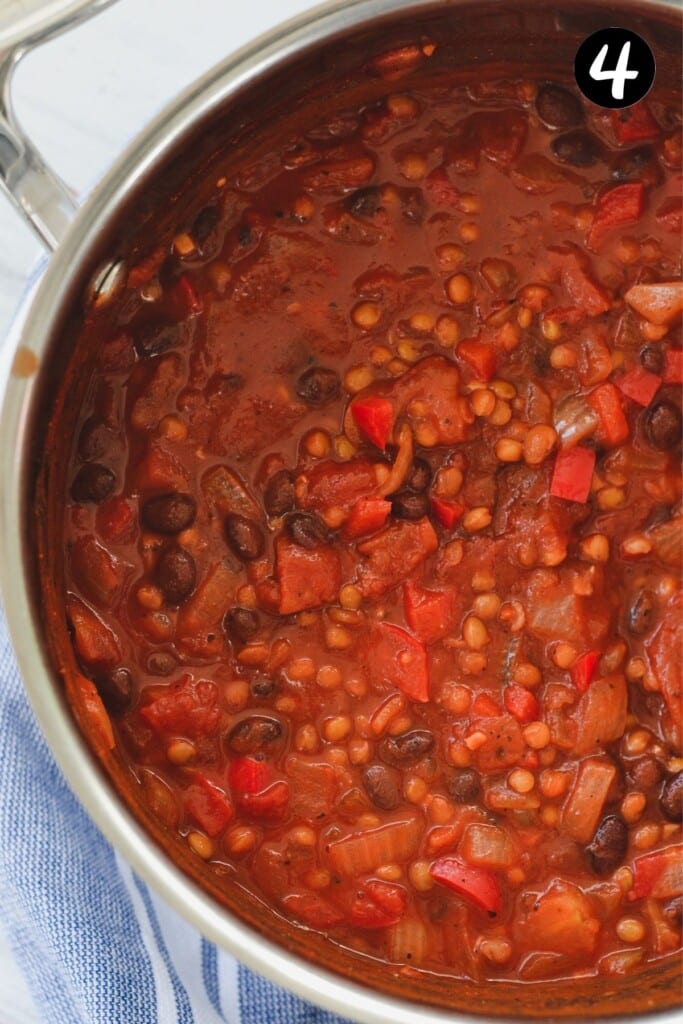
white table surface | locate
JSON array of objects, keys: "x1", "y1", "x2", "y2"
[{"x1": 0, "y1": 1, "x2": 316, "y2": 1019}]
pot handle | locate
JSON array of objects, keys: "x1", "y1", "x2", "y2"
[{"x1": 0, "y1": 0, "x2": 119, "y2": 252}]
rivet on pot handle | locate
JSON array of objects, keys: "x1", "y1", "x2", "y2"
[{"x1": 0, "y1": 0, "x2": 119, "y2": 252}]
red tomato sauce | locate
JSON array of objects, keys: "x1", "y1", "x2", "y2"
[{"x1": 54, "y1": 66, "x2": 682, "y2": 986}]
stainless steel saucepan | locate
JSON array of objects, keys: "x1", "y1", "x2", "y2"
[{"x1": 0, "y1": 1, "x2": 680, "y2": 1020}]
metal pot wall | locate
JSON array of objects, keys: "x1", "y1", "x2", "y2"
[{"x1": 0, "y1": 1, "x2": 681, "y2": 1021}]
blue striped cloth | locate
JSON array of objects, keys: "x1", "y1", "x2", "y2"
[{"x1": 0, "y1": 605, "x2": 353, "y2": 1024}]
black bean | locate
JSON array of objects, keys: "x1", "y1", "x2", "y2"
[
  {"x1": 146, "y1": 652, "x2": 177, "y2": 676},
  {"x1": 536, "y1": 83, "x2": 583, "y2": 130},
  {"x1": 363, "y1": 763, "x2": 402, "y2": 810},
  {"x1": 644, "y1": 399, "x2": 682, "y2": 450},
  {"x1": 407, "y1": 458, "x2": 432, "y2": 493},
  {"x1": 295, "y1": 366, "x2": 341, "y2": 406},
  {"x1": 627, "y1": 754, "x2": 663, "y2": 792},
  {"x1": 345, "y1": 186, "x2": 382, "y2": 217},
  {"x1": 628, "y1": 588, "x2": 658, "y2": 635},
  {"x1": 94, "y1": 667, "x2": 133, "y2": 713},
  {"x1": 70, "y1": 463, "x2": 116, "y2": 504},
  {"x1": 611, "y1": 145, "x2": 661, "y2": 185},
  {"x1": 641, "y1": 345, "x2": 664, "y2": 375},
  {"x1": 192, "y1": 204, "x2": 219, "y2": 242},
  {"x1": 156, "y1": 545, "x2": 196, "y2": 604},
  {"x1": 226, "y1": 714, "x2": 283, "y2": 755},
  {"x1": 142, "y1": 492, "x2": 197, "y2": 534},
  {"x1": 206, "y1": 372, "x2": 245, "y2": 400},
  {"x1": 551, "y1": 130, "x2": 601, "y2": 167},
  {"x1": 586, "y1": 815, "x2": 628, "y2": 874},
  {"x1": 224, "y1": 606, "x2": 261, "y2": 645},
  {"x1": 380, "y1": 729, "x2": 434, "y2": 768},
  {"x1": 447, "y1": 768, "x2": 481, "y2": 803},
  {"x1": 250, "y1": 673, "x2": 278, "y2": 698},
  {"x1": 264, "y1": 469, "x2": 295, "y2": 518},
  {"x1": 225, "y1": 513, "x2": 265, "y2": 561},
  {"x1": 660, "y1": 772, "x2": 683, "y2": 822},
  {"x1": 136, "y1": 322, "x2": 182, "y2": 358},
  {"x1": 286, "y1": 512, "x2": 330, "y2": 548},
  {"x1": 392, "y1": 491, "x2": 429, "y2": 520}
]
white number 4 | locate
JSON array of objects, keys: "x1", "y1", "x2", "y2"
[{"x1": 589, "y1": 42, "x2": 638, "y2": 101}]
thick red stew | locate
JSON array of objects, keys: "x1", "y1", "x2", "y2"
[{"x1": 58, "y1": 58, "x2": 682, "y2": 986}]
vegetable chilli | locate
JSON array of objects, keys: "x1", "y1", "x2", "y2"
[{"x1": 55, "y1": 50, "x2": 682, "y2": 988}]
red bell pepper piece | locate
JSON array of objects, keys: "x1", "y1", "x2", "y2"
[
  {"x1": 368, "y1": 622, "x2": 430, "y2": 702},
  {"x1": 570, "y1": 650, "x2": 600, "y2": 693},
  {"x1": 504, "y1": 684, "x2": 540, "y2": 724},
  {"x1": 239, "y1": 780, "x2": 290, "y2": 818},
  {"x1": 587, "y1": 183, "x2": 644, "y2": 249},
  {"x1": 456, "y1": 336, "x2": 497, "y2": 381},
  {"x1": 430, "y1": 497, "x2": 464, "y2": 529},
  {"x1": 344, "y1": 497, "x2": 391, "y2": 539},
  {"x1": 663, "y1": 349, "x2": 683, "y2": 386},
  {"x1": 588, "y1": 382, "x2": 629, "y2": 447},
  {"x1": 549, "y1": 446, "x2": 595, "y2": 503},
  {"x1": 430, "y1": 856, "x2": 501, "y2": 917},
  {"x1": 403, "y1": 581, "x2": 454, "y2": 645},
  {"x1": 185, "y1": 776, "x2": 234, "y2": 837},
  {"x1": 610, "y1": 103, "x2": 660, "y2": 144},
  {"x1": 351, "y1": 396, "x2": 394, "y2": 450},
  {"x1": 616, "y1": 366, "x2": 662, "y2": 407}
]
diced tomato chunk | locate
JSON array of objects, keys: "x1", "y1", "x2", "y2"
[
  {"x1": 141, "y1": 675, "x2": 220, "y2": 738},
  {"x1": 282, "y1": 892, "x2": 344, "y2": 929},
  {"x1": 96, "y1": 496, "x2": 135, "y2": 543},
  {"x1": 240, "y1": 781, "x2": 290, "y2": 819},
  {"x1": 456, "y1": 336, "x2": 497, "y2": 381},
  {"x1": 367, "y1": 622, "x2": 430, "y2": 702},
  {"x1": 610, "y1": 103, "x2": 660, "y2": 144},
  {"x1": 663, "y1": 349, "x2": 683, "y2": 385},
  {"x1": 587, "y1": 183, "x2": 644, "y2": 249},
  {"x1": 357, "y1": 517, "x2": 438, "y2": 598},
  {"x1": 185, "y1": 776, "x2": 233, "y2": 837},
  {"x1": 423, "y1": 166, "x2": 460, "y2": 207},
  {"x1": 630, "y1": 845, "x2": 683, "y2": 901},
  {"x1": 351, "y1": 396, "x2": 394, "y2": 450},
  {"x1": 504, "y1": 684, "x2": 540, "y2": 724},
  {"x1": 570, "y1": 650, "x2": 600, "y2": 693},
  {"x1": 552, "y1": 248, "x2": 611, "y2": 317},
  {"x1": 472, "y1": 692, "x2": 502, "y2": 718},
  {"x1": 588, "y1": 382, "x2": 629, "y2": 446},
  {"x1": 344, "y1": 497, "x2": 391, "y2": 539},
  {"x1": 430, "y1": 497, "x2": 464, "y2": 529},
  {"x1": 403, "y1": 581, "x2": 455, "y2": 645},
  {"x1": 229, "y1": 756, "x2": 271, "y2": 794},
  {"x1": 169, "y1": 274, "x2": 203, "y2": 317},
  {"x1": 656, "y1": 196, "x2": 682, "y2": 234},
  {"x1": 348, "y1": 880, "x2": 407, "y2": 928},
  {"x1": 430, "y1": 856, "x2": 501, "y2": 916},
  {"x1": 300, "y1": 459, "x2": 378, "y2": 515},
  {"x1": 616, "y1": 365, "x2": 662, "y2": 407},
  {"x1": 550, "y1": 446, "x2": 595, "y2": 503},
  {"x1": 276, "y1": 537, "x2": 341, "y2": 614}
]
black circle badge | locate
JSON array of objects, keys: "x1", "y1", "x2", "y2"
[{"x1": 574, "y1": 28, "x2": 656, "y2": 109}]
